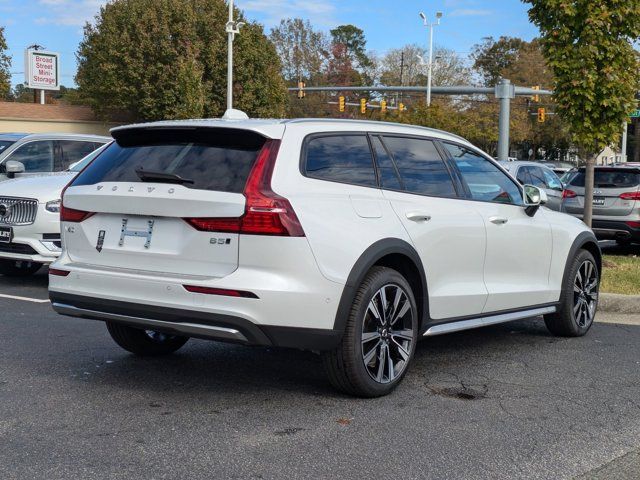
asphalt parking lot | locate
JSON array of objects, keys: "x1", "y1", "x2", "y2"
[{"x1": 1, "y1": 270, "x2": 640, "y2": 480}]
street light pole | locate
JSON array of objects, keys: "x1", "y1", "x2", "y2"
[
  {"x1": 419, "y1": 11, "x2": 442, "y2": 107},
  {"x1": 225, "y1": 0, "x2": 244, "y2": 111}
]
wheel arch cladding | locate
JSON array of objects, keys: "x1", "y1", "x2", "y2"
[
  {"x1": 562, "y1": 231, "x2": 602, "y2": 293},
  {"x1": 333, "y1": 238, "x2": 428, "y2": 334}
]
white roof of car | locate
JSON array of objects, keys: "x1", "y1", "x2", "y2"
[{"x1": 111, "y1": 117, "x2": 470, "y2": 145}]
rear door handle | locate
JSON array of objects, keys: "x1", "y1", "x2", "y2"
[
  {"x1": 406, "y1": 212, "x2": 432, "y2": 222},
  {"x1": 489, "y1": 216, "x2": 508, "y2": 225}
]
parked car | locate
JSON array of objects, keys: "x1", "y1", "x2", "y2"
[
  {"x1": 0, "y1": 133, "x2": 110, "y2": 182},
  {"x1": 562, "y1": 166, "x2": 640, "y2": 245},
  {"x1": 499, "y1": 161, "x2": 565, "y2": 211},
  {"x1": 0, "y1": 144, "x2": 109, "y2": 276},
  {"x1": 49, "y1": 117, "x2": 601, "y2": 397}
]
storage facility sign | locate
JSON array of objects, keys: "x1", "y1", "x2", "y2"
[{"x1": 24, "y1": 50, "x2": 60, "y2": 90}]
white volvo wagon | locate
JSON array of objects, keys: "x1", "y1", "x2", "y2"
[{"x1": 49, "y1": 116, "x2": 601, "y2": 397}]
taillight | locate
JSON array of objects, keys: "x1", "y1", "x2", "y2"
[
  {"x1": 625, "y1": 221, "x2": 640, "y2": 229},
  {"x1": 620, "y1": 191, "x2": 640, "y2": 201},
  {"x1": 183, "y1": 285, "x2": 258, "y2": 298},
  {"x1": 184, "y1": 139, "x2": 305, "y2": 236},
  {"x1": 60, "y1": 205, "x2": 94, "y2": 222},
  {"x1": 563, "y1": 189, "x2": 577, "y2": 199},
  {"x1": 48, "y1": 268, "x2": 70, "y2": 277}
]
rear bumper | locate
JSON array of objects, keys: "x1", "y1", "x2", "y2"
[
  {"x1": 591, "y1": 220, "x2": 640, "y2": 241},
  {"x1": 50, "y1": 291, "x2": 343, "y2": 351}
]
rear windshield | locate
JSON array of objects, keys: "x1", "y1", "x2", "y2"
[
  {"x1": 71, "y1": 128, "x2": 266, "y2": 193},
  {"x1": 568, "y1": 169, "x2": 640, "y2": 189}
]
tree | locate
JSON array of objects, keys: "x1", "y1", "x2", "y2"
[
  {"x1": 525, "y1": 0, "x2": 640, "y2": 226},
  {"x1": 471, "y1": 36, "x2": 527, "y2": 86},
  {"x1": 269, "y1": 18, "x2": 328, "y2": 84},
  {"x1": 76, "y1": 0, "x2": 286, "y2": 121},
  {"x1": 0, "y1": 27, "x2": 11, "y2": 100},
  {"x1": 330, "y1": 25, "x2": 372, "y2": 71}
]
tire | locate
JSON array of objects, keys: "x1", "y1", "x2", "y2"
[
  {"x1": 544, "y1": 249, "x2": 599, "y2": 337},
  {"x1": 0, "y1": 259, "x2": 42, "y2": 277},
  {"x1": 106, "y1": 321, "x2": 189, "y2": 356},
  {"x1": 322, "y1": 266, "x2": 419, "y2": 397}
]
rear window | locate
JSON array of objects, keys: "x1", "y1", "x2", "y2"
[
  {"x1": 71, "y1": 128, "x2": 266, "y2": 193},
  {"x1": 568, "y1": 169, "x2": 640, "y2": 189}
]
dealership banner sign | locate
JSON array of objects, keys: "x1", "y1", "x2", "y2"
[{"x1": 24, "y1": 50, "x2": 60, "y2": 90}]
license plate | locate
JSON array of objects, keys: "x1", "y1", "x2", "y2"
[
  {"x1": 0, "y1": 226, "x2": 12, "y2": 243},
  {"x1": 592, "y1": 197, "x2": 605, "y2": 206}
]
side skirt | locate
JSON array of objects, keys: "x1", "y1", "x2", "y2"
[{"x1": 423, "y1": 306, "x2": 556, "y2": 337}]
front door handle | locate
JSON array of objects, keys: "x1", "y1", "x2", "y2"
[
  {"x1": 406, "y1": 212, "x2": 432, "y2": 222},
  {"x1": 489, "y1": 216, "x2": 509, "y2": 225}
]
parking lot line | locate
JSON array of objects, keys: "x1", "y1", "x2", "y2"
[{"x1": 0, "y1": 293, "x2": 50, "y2": 304}]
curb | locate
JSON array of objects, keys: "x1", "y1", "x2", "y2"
[{"x1": 599, "y1": 293, "x2": 640, "y2": 314}]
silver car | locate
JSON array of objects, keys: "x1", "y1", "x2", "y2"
[
  {"x1": 562, "y1": 166, "x2": 640, "y2": 245},
  {"x1": 0, "y1": 133, "x2": 110, "y2": 181},
  {"x1": 500, "y1": 161, "x2": 565, "y2": 211}
]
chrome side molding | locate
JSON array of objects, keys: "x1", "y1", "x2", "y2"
[
  {"x1": 51, "y1": 302, "x2": 249, "y2": 343},
  {"x1": 423, "y1": 306, "x2": 556, "y2": 337}
]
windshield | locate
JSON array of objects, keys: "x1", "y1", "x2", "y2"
[
  {"x1": 68, "y1": 143, "x2": 110, "y2": 172},
  {"x1": 0, "y1": 140, "x2": 15, "y2": 155}
]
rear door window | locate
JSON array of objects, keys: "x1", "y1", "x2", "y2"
[
  {"x1": 56, "y1": 140, "x2": 102, "y2": 170},
  {"x1": 542, "y1": 168, "x2": 563, "y2": 191},
  {"x1": 382, "y1": 136, "x2": 457, "y2": 197},
  {"x1": 516, "y1": 167, "x2": 532, "y2": 185},
  {"x1": 527, "y1": 166, "x2": 548, "y2": 189},
  {"x1": 371, "y1": 135, "x2": 402, "y2": 190},
  {"x1": 72, "y1": 128, "x2": 267, "y2": 193},
  {"x1": 304, "y1": 134, "x2": 377, "y2": 187}
]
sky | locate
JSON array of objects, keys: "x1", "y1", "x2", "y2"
[{"x1": 0, "y1": 0, "x2": 540, "y2": 87}]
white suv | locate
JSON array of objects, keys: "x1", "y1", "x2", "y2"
[{"x1": 49, "y1": 117, "x2": 601, "y2": 397}]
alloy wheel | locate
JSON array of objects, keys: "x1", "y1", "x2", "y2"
[
  {"x1": 361, "y1": 283, "x2": 415, "y2": 384},
  {"x1": 573, "y1": 259, "x2": 598, "y2": 328}
]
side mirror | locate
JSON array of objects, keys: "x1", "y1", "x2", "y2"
[
  {"x1": 523, "y1": 185, "x2": 547, "y2": 217},
  {"x1": 5, "y1": 160, "x2": 25, "y2": 179}
]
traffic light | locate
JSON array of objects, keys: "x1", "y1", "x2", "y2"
[
  {"x1": 339, "y1": 96, "x2": 345, "y2": 112},
  {"x1": 399, "y1": 102, "x2": 405, "y2": 113},
  {"x1": 537, "y1": 107, "x2": 546, "y2": 123},
  {"x1": 360, "y1": 98, "x2": 367, "y2": 114},
  {"x1": 297, "y1": 81, "x2": 305, "y2": 99},
  {"x1": 531, "y1": 85, "x2": 540, "y2": 103},
  {"x1": 380, "y1": 100, "x2": 387, "y2": 113}
]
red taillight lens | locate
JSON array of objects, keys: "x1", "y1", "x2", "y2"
[
  {"x1": 184, "y1": 139, "x2": 305, "y2": 236},
  {"x1": 48, "y1": 268, "x2": 70, "y2": 277},
  {"x1": 625, "y1": 221, "x2": 640, "y2": 229},
  {"x1": 183, "y1": 285, "x2": 258, "y2": 298},
  {"x1": 563, "y1": 189, "x2": 577, "y2": 199},
  {"x1": 60, "y1": 205, "x2": 94, "y2": 222},
  {"x1": 620, "y1": 191, "x2": 640, "y2": 201}
]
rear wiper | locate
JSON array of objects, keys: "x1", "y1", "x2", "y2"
[{"x1": 134, "y1": 167, "x2": 194, "y2": 185}]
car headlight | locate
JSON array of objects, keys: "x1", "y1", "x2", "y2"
[{"x1": 46, "y1": 199, "x2": 61, "y2": 213}]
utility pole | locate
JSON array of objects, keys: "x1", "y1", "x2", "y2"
[
  {"x1": 419, "y1": 11, "x2": 442, "y2": 107},
  {"x1": 621, "y1": 121, "x2": 628, "y2": 163},
  {"x1": 225, "y1": 0, "x2": 244, "y2": 111}
]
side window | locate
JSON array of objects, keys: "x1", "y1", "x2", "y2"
[
  {"x1": 528, "y1": 166, "x2": 548, "y2": 189},
  {"x1": 443, "y1": 143, "x2": 523, "y2": 206},
  {"x1": 382, "y1": 136, "x2": 457, "y2": 197},
  {"x1": 6, "y1": 141, "x2": 54, "y2": 172},
  {"x1": 371, "y1": 136, "x2": 402, "y2": 190},
  {"x1": 304, "y1": 135, "x2": 377, "y2": 187},
  {"x1": 516, "y1": 166, "x2": 532, "y2": 185},
  {"x1": 56, "y1": 141, "x2": 100, "y2": 170},
  {"x1": 542, "y1": 168, "x2": 563, "y2": 191}
]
